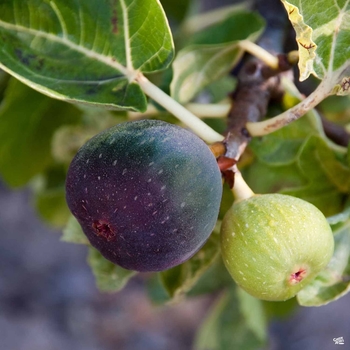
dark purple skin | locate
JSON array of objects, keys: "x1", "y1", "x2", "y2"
[{"x1": 66, "y1": 120, "x2": 223, "y2": 272}]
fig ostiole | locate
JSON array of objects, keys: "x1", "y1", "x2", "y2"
[
  {"x1": 66, "y1": 120, "x2": 223, "y2": 272},
  {"x1": 221, "y1": 192, "x2": 334, "y2": 301}
]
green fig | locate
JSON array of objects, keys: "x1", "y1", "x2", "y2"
[{"x1": 221, "y1": 193, "x2": 334, "y2": 301}]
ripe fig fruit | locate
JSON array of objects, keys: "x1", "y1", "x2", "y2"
[
  {"x1": 66, "y1": 120, "x2": 222, "y2": 272},
  {"x1": 221, "y1": 193, "x2": 334, "y2": 301}
]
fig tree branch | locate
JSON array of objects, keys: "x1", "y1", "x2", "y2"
[{"x1": 223, "y1": 0, "x2": 292, "y2": 161}]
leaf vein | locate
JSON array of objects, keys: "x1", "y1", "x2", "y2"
[
  {"x1": 49, "y1": 1, "x2": 68, "y2": 39},
  {"x1": 120, "y1": 0, "x2": 133, "y2": 71},
  {"x1": 0, "y1": 19, "x2": 130, "y2": 76}
]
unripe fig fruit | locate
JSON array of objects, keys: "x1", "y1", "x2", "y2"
[
  {"x1": 66, "y1": 120, "x2": 222, "y2": 272},
  {"x1": 221, "y1": 194, "x2": 334, "y2": 301}
]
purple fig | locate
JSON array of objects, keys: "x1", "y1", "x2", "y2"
[{"x1": 66, "y1": 120, "x2": 222, "y2": 272}]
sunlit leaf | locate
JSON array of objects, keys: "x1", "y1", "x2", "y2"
[
  {"x1": 170, "y1": 11, "x2": 264, "y2": 103},
  {"x1": 180, "y1": 3, "x2": 250, "y2": 36},
  {"x1": 0, "y1": 0, "x2": 174, "y2": 111},
  {"x1": 281, "y1": 0, "x2": 350, "y2": 95},
  {"x1": 61, "y1": 215, "x2": 89, "y2": 245},
  {"x1": 51, "y1": 108, "x2": 124, "y2": 164},
  {"x1": 88, "y1": 246, "x2": 137, "y2": 292}
]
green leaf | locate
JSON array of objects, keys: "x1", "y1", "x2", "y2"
[
  {"x1": 146, "y1": 273, "x2": 171, "y2": 305},
  {"x1": 218, "y1": 183, "x2": 235, "y2": 220},
  {"x1": 61, "y1": 215, "x2": 89, "y2": 245},
  {"x1": 170, "y1": 11, "x2": 264, "y2": 103},
  {"x1": 297, "y1": 222, "x2": 350, "y2": 306},
  {"x1": 283, "y1": 135, "x2": 350, "y2": 216},
  {"x1": 281, "y1": 0, "x2": 350, "y2": 95},
  {"x1": 243, "y1": 160, "x2": 307, "y2": 195},
  {"x1": 180, "y1": 3, "x2": 249, "y2": 36},
  {"x1": 160, "y1": 0, "x2": 190, "y2": 25},
  {"x1": 204, "y1": 75, "x2": 237, "y2": 104},
  {"x1": 88, "y1": 246, "x2": 137, "y2": 292},
  {"x1": 194, "y1": 292, "x2": 227, "y2": 350},
  {"x1": 194, "y1": 288, "x2": 268, "y2": 350},
  {"x1": 34, "y1": 165, "x2": 71, "y2": 227},
  {"x1": 160, "y1": 224, "x2": 221, "y2": 300},
  {"x1": 0, "y1": 78, "x2": 81, "y2": 187},
  {"x1": 188, "y1": 258, "x2": 234, "y2": 297},
  {"x1": 249, "y1": 109, "x2": 325, "y2": 166},
  {"x1": 246, "y1": 102, "x2": 350, "y2": 216},
  {"x1": 0, "y1": 69, "x2": 10, "y2": 101},
  {"x1": 51, "y1": 107, "x2": 125, "y2": 164},
  {"x1": 263, "y1": 298, "x2": 298, "y2": 319},
  {"x1": 298, "y1": 135, "x2": 350, "y2": 193},
  {"x1": 328, "y1": 207, "x2": 350, "y2": 227},
  {"x1": 236, "y1": 288, "x2": 267, "y2": 343},
  {"x1": 35, "y1": 187, "x2": 70, "y2": 227},
  {"x1": 0, "y1": 0, "x2": 174, "y2": 111}
]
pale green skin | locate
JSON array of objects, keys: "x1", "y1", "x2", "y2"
[{"x1": 221, "y1": 194, "x2": 334, "y2": 301}]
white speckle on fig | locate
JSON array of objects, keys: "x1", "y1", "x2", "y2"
[{"x1": 221, "y1": 193, "x2": 334, "y2": 301}]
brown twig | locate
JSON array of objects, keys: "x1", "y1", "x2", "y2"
[
  {"x1": 222, "y1": 0, "x2": 294, "y2": 160},
  {"x1": 217, "y1": 0, "x2": 293, "y2": 186},
  {"x1": 224, "y1": 59, "x2": 291, "y2": 160}
]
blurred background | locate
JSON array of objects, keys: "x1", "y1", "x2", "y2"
[{"x1": 1, "y1": 181, "x2": 350, "y2": 350}]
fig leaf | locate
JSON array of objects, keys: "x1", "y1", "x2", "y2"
[{"x1": 88, "y1": 247, "x2": 137, "y2": 292}]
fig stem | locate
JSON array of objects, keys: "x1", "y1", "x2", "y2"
[
  {"x1": 239, "y1": 40, "x2": 279, "y2": 69},
  {"x1": 246, "y1": 78, "x2": 332, "y2": 136},
  {"x1": 128, "y1": 102, "x2": 230, "y2": 120},
  {"x1": 232, "y1": 171, "x2": 255, "y2": 201},
  {"x1": 135, "y1": 73, "x2": 224, "y2": 144}
]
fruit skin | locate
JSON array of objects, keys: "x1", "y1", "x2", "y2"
[
  {"x1": 221, "y1": 194, "x2": 334, "y2": 301},
  {"x1": 66, "y1": 120, "x2": 222, "y2": 272}
]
